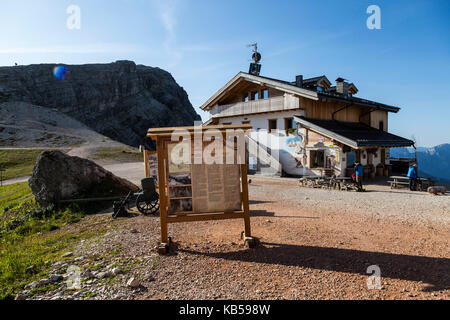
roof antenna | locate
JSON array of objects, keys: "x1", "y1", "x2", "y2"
[{"x1": 247, "y1": 43, "x2": 261, "y2": 76}]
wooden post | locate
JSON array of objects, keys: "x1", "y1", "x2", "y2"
[
  {"x1": 156, "y1": 137, "x2": 169, "y2": 250},
  {"x1": 143, "y1": 150, "x2": 150, "y2": 178},
  {"x1": 240, "y1": 163, "x2": 253, "y2": 247}
]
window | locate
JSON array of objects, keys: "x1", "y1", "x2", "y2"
[
  {"x1": 251, "y1": 91, "x2": 259, "y2": 101},
  {"x1": 346, "y1": 151, "x2": 356, "y2": 168},
  {"x1": 310, "y1": 150, "x2": 325, "y2": 168},
  {"x1": 268, "y1": 119, "x2": 277, "y2": 133},
  {"x1": 379, "y1": 121, "x2": 384, "y2": 131},
  {"x1": 243, "y1": 95, "x2": 249, "y2": 102},
  {"x1": 261, "y1": 89, "x2": 269, "y2": 99},
  {"x1": 284, "y1": 118, "x2": 294, "y2": 130}
]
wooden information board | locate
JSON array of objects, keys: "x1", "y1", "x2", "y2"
[{"x1": 146, "y1": 124, "x2": 253, "y2": 253}]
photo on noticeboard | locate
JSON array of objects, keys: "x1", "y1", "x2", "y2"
[{"x1": 147, "y1": 152, "x2": 158, "y2": 184}]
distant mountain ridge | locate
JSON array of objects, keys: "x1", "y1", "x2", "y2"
[
  {"x1": 0, "y1": 60, "x2": 201, "y2": 147},
  {"x1": 390, "y1": 144, "x2": 450, "y2": 184}
]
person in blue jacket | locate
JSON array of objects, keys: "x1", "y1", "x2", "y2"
[
  {"x1": 354, "y1": 161, "x2": 364, "y2": 192},
  {"x1": 407, "y1": 163, "x2": 418, "y2": 191}
]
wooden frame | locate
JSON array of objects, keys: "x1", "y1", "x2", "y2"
[{"x1": 146, "y1": 124, "x2": 254, "y2": 253}]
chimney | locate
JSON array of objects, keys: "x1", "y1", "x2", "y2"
[
  {"x1": 336, "y1": 77, "x2": 349, "y2": 95},
  {"x1": 296, "y1": 75, "x2": 303, "y2": 88}
]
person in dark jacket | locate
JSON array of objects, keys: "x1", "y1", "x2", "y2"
[
  {"x1": 354, "y1": 161, "x2": 364, "y2": 192},
  {"x1": 407, "y1": 163, "x2": 418, "y2": 191}
]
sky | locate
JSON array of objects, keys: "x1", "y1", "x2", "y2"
[{"x1": 0, "y1": 0, "x2": 449, "y2": 147}]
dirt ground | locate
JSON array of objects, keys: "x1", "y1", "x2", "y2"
[{"x1": 27, "y1": 177, "x2": 449, "y2": 300}]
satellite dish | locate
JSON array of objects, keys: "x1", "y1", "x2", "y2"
[{"x1": 252, "y1": 52, "x2": 261, "y2": 63}]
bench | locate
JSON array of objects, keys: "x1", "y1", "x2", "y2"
[{"x1": 388, "y1": 180, "x2": 410, "y2": 189}]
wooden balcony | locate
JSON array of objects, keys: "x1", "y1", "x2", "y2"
[{"x1": 210, "y1": 96, "x2": 299, "y2": 118}]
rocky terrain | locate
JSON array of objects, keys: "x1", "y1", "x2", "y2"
[
  {"x1": 0, "y1": 61, "x2": 201, "y2": 147},
  {"x1": 0, "y1": 102, "x2": 101, "y2": 147},
  {"x1": 16, "y1": 178, "x2": 449, "y2": 300}
]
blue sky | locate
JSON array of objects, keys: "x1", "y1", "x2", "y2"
[{"x1": 0, "y1": 0, "x2": 449, "y2": 147}]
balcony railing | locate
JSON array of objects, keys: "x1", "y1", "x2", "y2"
[{"x1": 210, "y1": 96, "x2": 298, "y2": 118}]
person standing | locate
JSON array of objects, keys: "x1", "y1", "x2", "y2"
[
  {"x1": 407, "y1": 163, "x2": 418, "y2": 191},
  {"x1": 354, "y1": 161, "x2": 364, "y2": 192}
]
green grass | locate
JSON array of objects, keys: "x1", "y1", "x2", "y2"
[
  {"x1": 0, "y1": 149, "x2": 46, "y2": 181},
  {"x1": 89, "y1": 147, "x2": 142, "y2": 162},
  {"x1": 0, "y1": 182, "x2": 85, "y2": 237},
  {"x1": 0, "y1": 182, "x2": 33, "y2": 212},
  {"x1": 0, "y1": 227, "x2": 100, "y2": 299},
  {"x1": 0, "y1": 182, "x2": 95, "y2": 299},
  {"x1": 83, "y1": 291, "x2": 98, "y2": 299}
]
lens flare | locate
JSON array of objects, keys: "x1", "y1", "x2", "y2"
[{"x1": 53, "y1": 65, "x2": 68, "y2": 80}]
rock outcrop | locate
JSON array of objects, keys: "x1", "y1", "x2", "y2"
[
  {"x1": 0, "y1": 61, "x2": 201, "y2": 147},
  {"x1": 29, "y1": 151, "x2": 139, "y2": 206}
]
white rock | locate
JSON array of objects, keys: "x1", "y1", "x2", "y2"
[
  {"x1": 96, "y1": 271, "x2": 113, "y2": 279},
  {"x1": 15, "y1": 293, "x2": 26, "y2": 300},
  {"x1": 127, "y1": 277, "x2": 140, "y2": 288},
  {"x1": 112, "y1": 267, "x2": 122, "y2": 275},
  {"x1": 25, "y1": 281, "x2": 38, "y2": 290},
  {"x1": 38, "y1": 279, "x2": 50, "y2": 287}
]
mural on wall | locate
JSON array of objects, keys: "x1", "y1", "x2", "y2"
[
  {"x1": 276, "y1": 128, "x2": 310, "y2": 175},
  {"x1": 285, "y1": 135, "x2": 306, "y2": 168}
]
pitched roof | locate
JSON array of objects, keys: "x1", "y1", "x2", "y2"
[
  {"x1": 200, "y1": 72, "x2": 400, "y2": 113},
  {"x1": 318, "y1": 92, "x2": 399, "y2": 113},
  {"x1": 200, "y1": 72, "x2": 318, "y2": 110},
  {"x1": 294, "y1": 116, "x2": 414, "y2": 148},
  {"x1": 294, "y1": 75, "x2": 332, "y2": 89}
]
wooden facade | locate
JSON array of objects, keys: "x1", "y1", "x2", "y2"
[
  {"x1": 201, "y1": 72, "x2": 406, "y2": 178},
  {"x1": 207, "y1": 77, "x2": 389, "y2": 132}
]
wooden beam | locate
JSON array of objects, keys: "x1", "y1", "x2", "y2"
[
  {"x1": 148, "y1": 124, "x2": 253, "y2": 139},
  {"x1": 240, "y1": 164, "x2": 252, "y2": 238},
  {"x1": 143, "y1": 150, "x2": 149, "y2": 178},
  {"x1": 156, "y1": 137, "x2": 169, "y2": 244},
  {"x1": 166, "y1": 212, "x2": 245, "y2": 223}
]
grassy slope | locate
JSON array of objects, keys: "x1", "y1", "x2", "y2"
[
  {"x1": 0, "y1": 182, "x2": 34, "y2": 211},
  {"x1": 0, "y1": 182, "x2": 92, "y2": 299},
  {"x1": 0, "y1": 147, "x2": 142, "y2": 299},
  {"x1": 88, "y1": 147, "x2": 143, "y2": 162},
  {"x1": 0, "y1": 149, "x2": 45, "y2": 181}
]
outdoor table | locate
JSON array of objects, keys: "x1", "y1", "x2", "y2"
[{"x1": 389, "y1": 176, "x2": 434, "y2": 191}]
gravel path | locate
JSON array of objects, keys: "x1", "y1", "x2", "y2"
[{"x1": 249, "y1": 177, "x2": 450, "y2": 225}]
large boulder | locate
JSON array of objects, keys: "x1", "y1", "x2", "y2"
[{"x1": 29, "y1": 151, "x2": 139, "y2": 206}]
